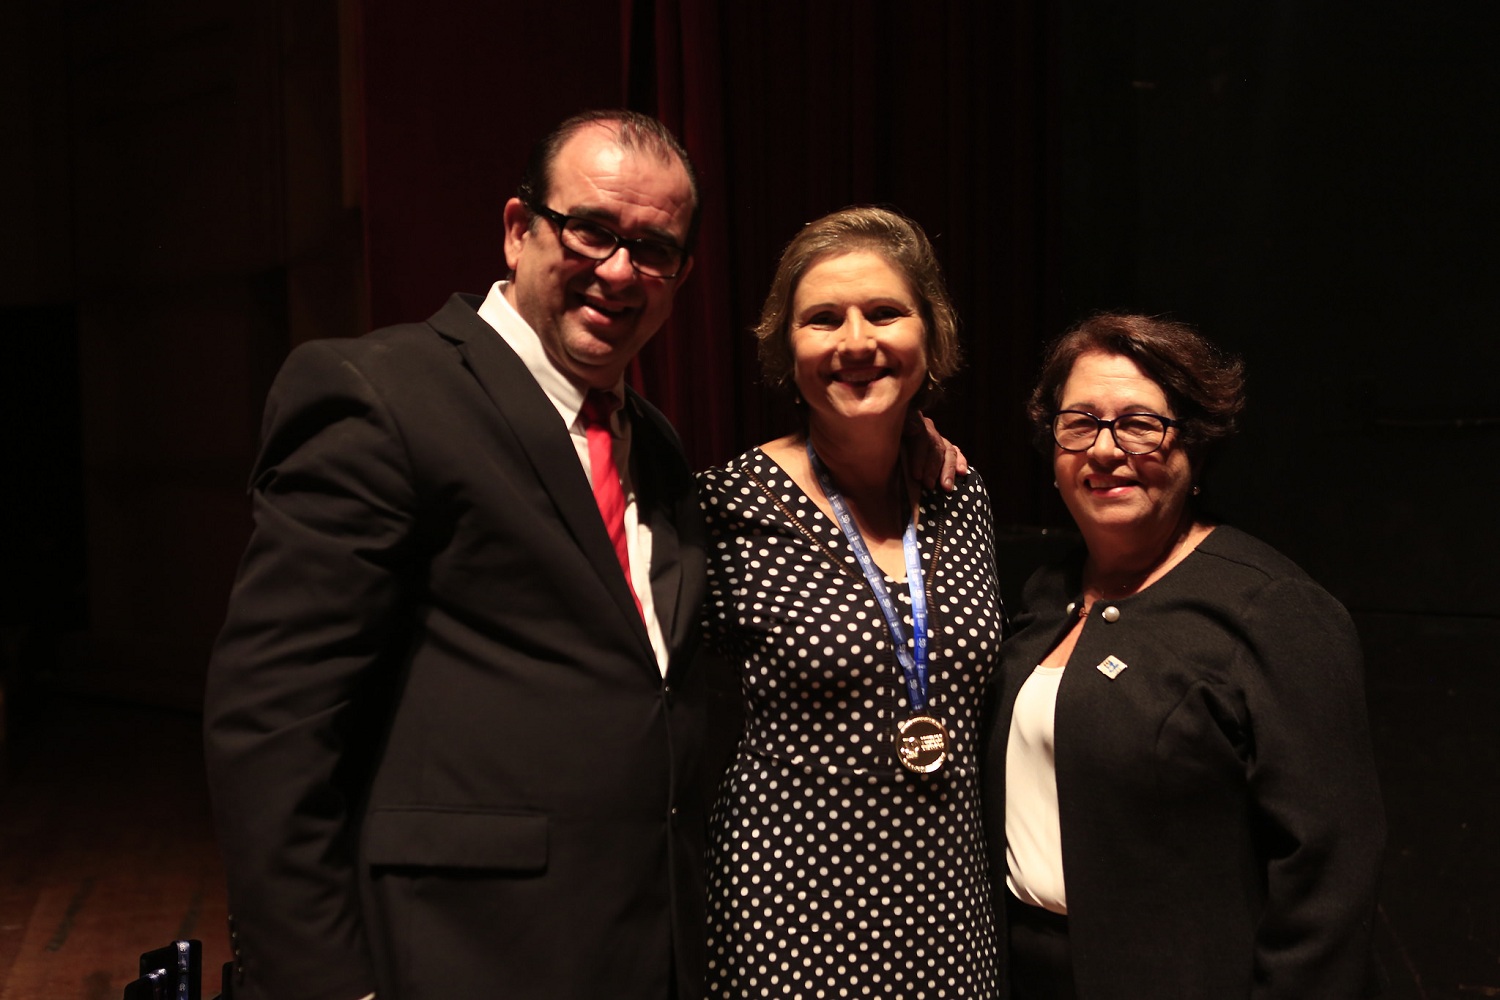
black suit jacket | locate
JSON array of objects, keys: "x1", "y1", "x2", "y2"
[
  {"x1": 205, "y1": 294, "x2": 711, "y2": 1000},
  {"x1": 982, "y1": 526, "x2": 1384, "y2": 999}
]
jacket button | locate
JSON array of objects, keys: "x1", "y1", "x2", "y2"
[{"x1": 1102, "y1": 605, "x2": 1121, "y2": 623}]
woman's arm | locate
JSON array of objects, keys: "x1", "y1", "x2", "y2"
[{"x1": 1240, "y1": 577, "x2": 1385, "y2": 998}]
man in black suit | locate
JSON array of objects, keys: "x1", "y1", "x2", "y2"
[{"x1": 204, "y1": 110, "x2": 712, "y2": 1000}]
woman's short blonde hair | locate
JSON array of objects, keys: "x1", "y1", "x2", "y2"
[{"x1": 754, "y1": 206, "x2": 961, "y2": 408}]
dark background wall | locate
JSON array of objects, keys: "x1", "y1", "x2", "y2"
[{"x1": 1, "y1": 0, "x2": 1495, "y2": 994}]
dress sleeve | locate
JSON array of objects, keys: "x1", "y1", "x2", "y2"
[
  {"x1": 204, "y1": 340, "x2": 418, "y2": 1000},
  {"x1": 962, "y1": 472, "x2": 1007, "y2": 637},
  {"x1": 1239, "y1": 576, "x2": 1385, "y2": 998}
]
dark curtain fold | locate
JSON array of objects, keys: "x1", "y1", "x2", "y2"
[
  {"x1": 623, "y1": 0, "x2": 1060, "y2": 524},
  {"x1": 624, "y1": 0, "x2": 748, "y2": 475},
  {"x1": 362, "y1": 1, "x2": 628, "y2": 327},
  {"x1": 361, "y1": 0, "x2": 1058, "y2": 523}
]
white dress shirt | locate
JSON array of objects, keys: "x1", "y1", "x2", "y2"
[{"x1": 477, "y1": 282, "x2": 670, "y2": 675}]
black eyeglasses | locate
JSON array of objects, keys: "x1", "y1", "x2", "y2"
[
  {"x1": 527, "y1": 203, "x2": 688, "y2": 279},
  {"x1": 1051, "y1": 410, "x2": 1181, "y2": 455}
]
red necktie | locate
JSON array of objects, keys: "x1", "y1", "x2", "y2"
[{"x1": 580, "y1": 390, "x2": 643, "y2": 619}]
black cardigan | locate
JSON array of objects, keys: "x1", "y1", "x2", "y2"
[{"x1": 982, "y1": 525, "x2": 1385, "y2": 999}]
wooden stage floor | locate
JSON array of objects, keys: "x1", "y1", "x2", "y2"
[
  {"x1": 0, "y1": 693, "x2": 230, "y2": 1000},
  {"x1": 0, "y1": 611, "x2": 1494, "y2": 998}
]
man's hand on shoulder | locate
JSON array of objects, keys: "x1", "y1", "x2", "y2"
[{"x1": 905, "y1": 411, "x2": 969, "y2": 492}]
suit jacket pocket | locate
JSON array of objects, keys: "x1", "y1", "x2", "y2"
[{"x1": 363, "y1": 807, "x2": 547, "y2": 872}]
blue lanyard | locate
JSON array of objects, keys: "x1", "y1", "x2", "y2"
[{"x1": 807, "y1": 440, "x2": 930, "y2": 713}]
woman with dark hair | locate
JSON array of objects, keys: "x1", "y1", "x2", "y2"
[
  {"x1": 700, "y1": 206, "x2": 1002, "y2": 997},
  {"x1": 983, "y1": 313, "x2": 1385, "y2": 998}
]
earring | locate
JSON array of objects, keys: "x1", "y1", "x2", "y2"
[
  {"x1": 1191, "y1": 485, "x2": 1201, "y2": 496},
  {"x1": 1052, "y1": 481, "x2": 1059, "y2": 489}
]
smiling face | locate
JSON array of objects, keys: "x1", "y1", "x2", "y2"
[
  {"x1": 502, "y1": 123, "x2": 695, "y2": 389},
  {"x1": 789, "y1": 251, "x2": 929, "y2": 435},
  {"x1": 1053, "y1": 350, "x2": 1197, "y2": 547}
]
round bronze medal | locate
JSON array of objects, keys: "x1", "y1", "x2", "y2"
[{"x1": 896, "y1": 714, "x2": 949, "y2": 774}]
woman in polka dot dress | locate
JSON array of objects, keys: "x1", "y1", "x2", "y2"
[{"x1": 699, "y1": 207, "x2": 1003, "y2": 998}]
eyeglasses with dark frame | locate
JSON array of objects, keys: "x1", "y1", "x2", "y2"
[
  {"x1": 527, "y1": 202, "x2": 688, "y2": 279},
  {"x1": 1051, "y1": 410, "x2": 1181, "y2": 455}
]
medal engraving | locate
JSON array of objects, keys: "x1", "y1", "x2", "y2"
[{"x1": 897, "y1": 714, "x2": 949, "y2": 774}]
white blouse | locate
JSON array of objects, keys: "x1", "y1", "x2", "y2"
[{"x1": 1005, "y1": 663, "x2": 1068, "y2": 914}]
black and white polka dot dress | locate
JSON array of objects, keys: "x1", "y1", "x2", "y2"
[{"x1": 698, "y1": 448, "x2": 1003, "y2": 998}]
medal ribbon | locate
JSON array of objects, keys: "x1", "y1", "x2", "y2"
[{"x1": 807, "y1": 440, "x2": 930, "y2": 713}]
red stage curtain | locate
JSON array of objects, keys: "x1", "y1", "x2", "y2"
[
  {"x1": 360, "y1": 0, "x2": 1058, "y2": 524},
  {"x1": 622, "y1": 0, "x2": 1059, "y2": 524}
]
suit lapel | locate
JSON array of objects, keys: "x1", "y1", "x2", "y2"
[
  {"x1": 429, "y1": 295, "x2": 656, "y2": 661},
  {"x1": 626, "y1": 391, "x2": 685, "y2": 656}
]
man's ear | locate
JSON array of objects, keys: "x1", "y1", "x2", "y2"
[
  {"x1": 674, "y1": 254, "x2": 695, "y2": 286},
  {"x1": 502, "y1": 198, "x2": 531, "y2": 272}
]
